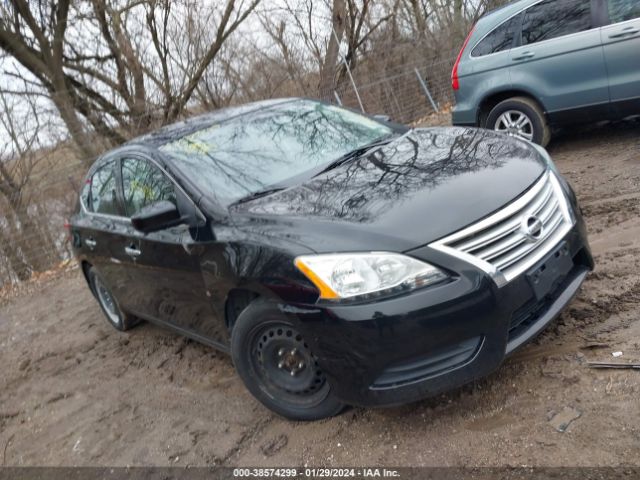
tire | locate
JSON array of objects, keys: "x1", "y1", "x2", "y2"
[
  {"x1": 230, "y1": 299, "x2": 345, "y2": 421},
  {"x1": 486, "y1": 96, "x2": 551, "y2": 147},
  {"x1": 88, "y1": 267, "x2": 137, "y2": 331}
]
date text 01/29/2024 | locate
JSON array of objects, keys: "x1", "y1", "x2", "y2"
[{"x1": 232, "y1": 468, "x2": 401, "y2": 478}]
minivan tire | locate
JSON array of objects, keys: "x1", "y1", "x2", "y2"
[
  {"x1": 486, "y1": 96, "x2": 551, "y2": 147},
  {"x1": 230, "y1": 298, "x2": 345, "y2": 421}
]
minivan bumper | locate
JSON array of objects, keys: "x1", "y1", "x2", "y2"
[
  {"x1": 452, "y1": 104, "x2": 477, "y2": 127},
  {"x1": 288, "y1": 219, "x2": 593, "y2": 407}
]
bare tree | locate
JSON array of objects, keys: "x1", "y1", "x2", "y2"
[
  {"x1": 318, "y1": 0, "x2": 347, "y2": 95},
  {"x1": 319, "y1": 0, "x2": 395, "y2": 95},
  {"x1": 0, "y1": 0, "x2": 260, "y2": 164},
  {"x1": 256, "y1": 0, "x2": 394, "y2": 97},
  {"x1": 0, "y1": 91, "x2": 57, "y2": 280}
]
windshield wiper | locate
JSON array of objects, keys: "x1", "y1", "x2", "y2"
[
  {"x1": 313, "y1": 135, "x2": 397, "y2": 177},
  {"x1": 229, "y1": 187, "x2": 285, "y2": 207}
]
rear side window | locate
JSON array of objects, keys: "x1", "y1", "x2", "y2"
[
  {"x1": 472, "y1": 14, "x2": 521, "y2": 57},
  {"x1": 522, "y1": 0, "x2": 592, "y2": 46},
  {"x1": 608, "y1": 0, "x2": 640, "y2": 23},
  {"x1": 89, "y1": 162, "x2": 119, "y2": 215},
  {"x1": 121, "y1": 158, "x2": 176, "y2": 217}
]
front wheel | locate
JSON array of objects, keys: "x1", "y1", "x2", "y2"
[
  {"x1": 231, "y1": 299, "x2": 345, "y2": 421},
  {"x1": 486, "y1": 96, "x2": 551, "y2": 147}
]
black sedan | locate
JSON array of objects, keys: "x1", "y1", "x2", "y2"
[{"x1": 69, "y1": 98, "x2": 593, "y2": 420}]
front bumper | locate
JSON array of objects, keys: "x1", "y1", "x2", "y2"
[{"x1": 285, "y1": 219, "x2": 593, "y2": 407}]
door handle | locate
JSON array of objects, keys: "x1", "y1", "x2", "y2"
[
  {"x1": 512, "y1": 51, "x2": 535, "y2": 61},
  {"x1": 124, "y1": 246, "x2": 142, "y2": 258},
  {"x1": 609, "y1": 27, "x2": 640, "y2": 39},
  {"x1": 84, "y1": 238, "x2": 97, "y2": 249}
]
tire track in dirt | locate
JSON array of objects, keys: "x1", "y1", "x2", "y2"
[
  {"x1": 569, "y1": 279, "x2": 640, "y2": 328},
  {"x1": 219, "y1": 415, "x2": 275, "y2": 465},
  {"x1": 582, "y1": 192, "x2": 640, "y2": 209},
  {"x1": 508, "y1": 278, "x2": 640, "y2": 364},
  {"x1": 582, "y1": 197, "x2": 640, "y2": 219}
]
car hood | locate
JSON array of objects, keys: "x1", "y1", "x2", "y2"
[{"x1": 228, "y1": 127, "x2": 547, "y2": 253}]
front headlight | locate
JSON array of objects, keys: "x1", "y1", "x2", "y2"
[{"x1": 294, "y1": 252, "x2": 449, "y2": 301}]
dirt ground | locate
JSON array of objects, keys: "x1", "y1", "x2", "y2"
[{"x1": 1, "y1": 120, "x2": 639, "y2": 467}]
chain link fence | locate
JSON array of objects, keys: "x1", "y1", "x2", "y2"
[
  {"x1": 0, "y1": 54, "x2": 456, "y2": 288},
  {"x1": 330, "y1": 56, "x2": 455, "y2": 124}
]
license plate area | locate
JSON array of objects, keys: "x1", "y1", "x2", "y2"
[{"x1": 527, "y1": 242, "x2": 573, "y2": 300}]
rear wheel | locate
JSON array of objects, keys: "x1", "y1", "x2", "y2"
[
  {"x1": 231, "y1": 299, "x2": 345, "y2": 420},
  {"x1": 88, "y1": 267, "x2": 137, "y2": 331},
  {"x1": 486, "y1": 96, "x2": 551, "y2": 147}
]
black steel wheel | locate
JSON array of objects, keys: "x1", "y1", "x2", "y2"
[{"x1": 231, "y1": 299, "x2": 345, "y2": 420}]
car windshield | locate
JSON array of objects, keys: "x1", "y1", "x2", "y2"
[{"x1": 159, "y1": 100, "x2": 394, "y2": 205}]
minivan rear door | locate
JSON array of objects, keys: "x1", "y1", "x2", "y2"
[
  {"x1": 600, "y1": 0, "x2": 640, "y2": 116},
  {"x1": 509, "y1": 0, "x2": 610, "y2": 124}
]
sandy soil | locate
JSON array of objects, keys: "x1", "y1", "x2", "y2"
[{"x1": 1, "y1": 120, "x2": 639, "y2": 467}]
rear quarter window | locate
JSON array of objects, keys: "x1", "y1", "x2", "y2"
[
  {"x1": 521, "y1": 0, "x2": 592, "y2": 46},
  {"x1": 472, "y1": 14, "x2": 521, "y2": 57},
  {"x1": 608, "y1": 0, "x2": 640, "y2": 23}
]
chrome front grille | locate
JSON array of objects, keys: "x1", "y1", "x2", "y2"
[{"x1": 430, "y1": 172, "x2": 574, "y2": 287}]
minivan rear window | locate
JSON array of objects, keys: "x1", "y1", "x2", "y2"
[
  {"x1": 521, "y1": 0, "x2": 592, "y2": 46},
  {"x1": 608, "y1": 0, "x2": 640, "y2": 23},
  {"x1": 472, "y1": 14, "x2": 521, "y2": 57}
]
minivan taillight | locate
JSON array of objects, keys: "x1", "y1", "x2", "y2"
[{"x1": 451, "y1": 26, "x2": 475, "y2": 91}]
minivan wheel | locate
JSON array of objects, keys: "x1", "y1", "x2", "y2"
[
  {"x1": 88, "y1": 267, "x2": 136, "y2": 331},
  {"x1": 486, "y1": 96, "x2": 551, "y2": 146},
  {"x1": 231, "y1": 299, "x2": 345, "y2": 421}
]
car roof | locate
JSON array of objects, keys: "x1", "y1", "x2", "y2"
[{"x1": 124, "y1": 97, "x2": 299, "y2": 149}]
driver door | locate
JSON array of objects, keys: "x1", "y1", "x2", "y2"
[{"x1": 114, "y1": 155, "x2": 217, "y2": 336}]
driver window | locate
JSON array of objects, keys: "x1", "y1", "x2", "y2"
[{"x1": 121, "y1": 158, "x2": 177, "y2": 217}]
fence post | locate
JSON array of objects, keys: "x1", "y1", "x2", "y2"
[
  {"x1": 414, "y1": 67, "x2": 439, "y2": 113},
  {"x1": 333, "y1": 28, "x2": 365, "y2": 113},
  {"x1": 333, "y1": 91, "x2": 343, "y2": 106}
]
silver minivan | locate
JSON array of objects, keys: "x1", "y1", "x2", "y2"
[{"x1": 452, "y1": 0, "x2": 640, "y2": 145}]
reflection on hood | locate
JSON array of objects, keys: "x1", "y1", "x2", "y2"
[{"x1": 235, "y1": 128, "x2": 538, "y2": 224}]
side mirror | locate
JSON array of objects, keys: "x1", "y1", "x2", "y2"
[
  {"x1": 131, "y1": 200, "x2": 183, "y2": 233},
  {"x1": 373, "y1": 114, "x2": 391, "y2": 122}
]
